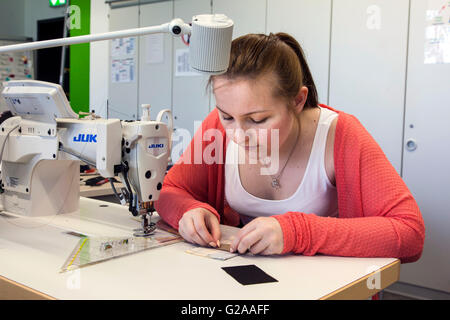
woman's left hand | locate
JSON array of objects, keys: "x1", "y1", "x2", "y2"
[{"x1": 230, "y1": 217, "x2": 284, "y2": 255}]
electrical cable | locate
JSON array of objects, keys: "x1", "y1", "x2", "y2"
[
  {"x1": 181, "y1": 34, "x2": 190, "y2": 46},
  {"x1": 0, "y1": 124, "x2": 19, "y2": 163},
  {"x1": 109, "y1": 179, "x2": 122, "y2": 203},
  {"x1": 121, "y1": 162, "x2": 138, "y2": 216}
]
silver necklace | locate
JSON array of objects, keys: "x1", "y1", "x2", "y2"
[{"x1": 264, "y1": 122, "x2": 300, "y2": 189}]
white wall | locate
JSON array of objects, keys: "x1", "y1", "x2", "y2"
[
  {"x1": 24, "y1": 0, "x2": 67, "y2": 40},
  {"x1": 328, "y1": 0, "x2": 409, "y2": 174},
  {"x1": 0, "y1": 0, "x2": 25, "y2": 39},
  {"x1": 0, "y1": 0, "x2": 67, "y2": 40},
  {"x1": 89, "y1": 0, "x2": 110, "y2": 118}
]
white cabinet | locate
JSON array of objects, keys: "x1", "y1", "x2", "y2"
[
  {"x1": 266, "y1": 0, "x2": 332, "y2": 106},
  {"x1": 108, "y1": 6, "x2": 139, "y2": 120},
  {"x1": 328, "y1": 0, "x2": 410, "y2": 174},
  {"x1": 399, "y1": 0, "x2": 450, "y2": 294},
  {"x1": 209, "y1": 0, "x2": 267, "y2": 113},
  {"x1": 171, "y1": 0, "x2": 212, "y2": 163},
  {"x1": 138, "y1": 1, "x2": 173, "y2": 120},
  {"x1": 212, "y1": 0, "x2": 266, "y2": 38}
]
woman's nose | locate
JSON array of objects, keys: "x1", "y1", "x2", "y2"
[{"x1": 234, "y1": 128, "x2": 257, "y2": 146}]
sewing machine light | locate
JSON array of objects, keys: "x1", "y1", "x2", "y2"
[
  {"x1": 0, "y1": 14, "x2": 234, "y2": 76},
  {"x1": 189, "y1": 14, "x2": 234, "y2": 75}
]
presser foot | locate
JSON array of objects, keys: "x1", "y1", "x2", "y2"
[
  {"x1": 133, "y1": 222, "x2": 156, "y2": 237},
  {"x1": 133, "y1": 213, "x2": 156, "y2": 237}
]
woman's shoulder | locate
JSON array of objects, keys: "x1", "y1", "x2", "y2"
[
  {"x1": 318, "y1": 104, "x2": 368, "y2": 137},
  {"x1": 319, "y1": 104, "x2": 386, "y2": 166},
  {"x1": 319, "y1": 104, "x2": 354, "y2": 122}
]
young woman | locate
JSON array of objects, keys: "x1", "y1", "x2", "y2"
[{"x1": 155, "y1": 33, "x2": 425, "y2": 263}]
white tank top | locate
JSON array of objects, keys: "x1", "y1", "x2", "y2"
[{"x1": 225, "y1": 106, "x2": 339, "y2": 225}]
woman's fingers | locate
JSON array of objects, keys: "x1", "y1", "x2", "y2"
[
  {"x1": 235, "y1": 229, "x2": 262, "y2": 254},
  {"x1": 260, "y1": 246, "x2": 274, "y2": 256},
  {"x1": 178, "y1": 208, "x2": 221, "y2": 248},
  {"x1": 230, "y1": 222, "x2": 256, "y2": 252},
  {"x1": 184, "y1": 217, "x2": 208, "y2": 246},
  {"x1": 193, "y1": 213, "x2": 216, "y2": 247},
  {"x1": 178, "y1": 210, "x2": 283, "y2": 255},
  {"x1": 249, "y1": 238, "x2": 270, "y2": 255},
  {"x1": 229, "y1": 217, "x2": 284, "y2": 255},
  {"x1": 206, "y1": 213, "x2": 221, "y2": 245},
  {"x1": 230, "y1": 220, "x2": 259, "y2": 252}
]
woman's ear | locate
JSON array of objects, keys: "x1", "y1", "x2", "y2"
[{"x1": 294, "y1": 86, "x2": 309, "y2": 113}]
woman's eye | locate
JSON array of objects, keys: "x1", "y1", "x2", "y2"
[
  {"x1": 251, "y1": 118, "x2": 267, "y2": 124},
  {"x1": 222, "y1": 116, "x2": 233, "y2": 121}
]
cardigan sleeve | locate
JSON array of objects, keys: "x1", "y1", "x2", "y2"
[
  {"x1": 154, "y1": 110, "x2": 223, "y2": 229},
  {"x1": 273, "y1": 113, "x2": 425, "y2": 263}
]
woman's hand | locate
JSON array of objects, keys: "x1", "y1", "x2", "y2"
[
  {"x1": 230, "y1": 217, "x2": 284, "y2": 255},
  {"x1": 178, "y1": 207, "x2": 221, "y2": 247}
]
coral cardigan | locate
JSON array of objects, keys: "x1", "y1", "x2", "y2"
[{"x1": 155, "y1": 105, "x2": 425, "y2": 263}]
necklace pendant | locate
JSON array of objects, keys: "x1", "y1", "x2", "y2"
[{"x1": 271, "y1": 178, "x2": 281, "y2": 189}]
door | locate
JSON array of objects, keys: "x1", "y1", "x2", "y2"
[
  {"x1": 400, "y1": 0, "x2": 450, "y2": 293},
  {"x1": 328, "y1": 0, "x2": 410, "y2": 174}
]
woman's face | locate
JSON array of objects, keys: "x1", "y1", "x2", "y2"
[{"x1": 213, "y1": 76, "x2": 296, "y2": 158}]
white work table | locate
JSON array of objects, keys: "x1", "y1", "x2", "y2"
[{"x1": 0, "y1": 197, "x2": 399, "y2": 300}]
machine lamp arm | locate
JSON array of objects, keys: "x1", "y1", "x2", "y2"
[{"x1": 0, "y1": 19, "x2": 190, "y2": 54}]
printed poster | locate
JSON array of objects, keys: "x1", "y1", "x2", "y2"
[
  {"x1": 111, "y1": 37, "x2": 136, "y2": 57},
  {"x1": 175, "y1": 48, "x2": 200, "y2": 77},
  {"x1": 425, "y1": 0, "x2": 450, "y2": 64},
  {"x1": 111, "y1": 58, "x2": 135, "y2": 83},
  {"x1": 145, "y1": 34, "x2": 164, "y2": 64}
]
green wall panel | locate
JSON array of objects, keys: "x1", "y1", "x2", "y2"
[{"x1": 69, "y1": 0, "x2": 90, "y2": 115}]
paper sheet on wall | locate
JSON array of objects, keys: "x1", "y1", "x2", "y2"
[
  {"x1": 111, "y1": 37, "x2": 136, "y2": 57},
  {"x1": 425, "y1": 0, "x2": 450, "y2": 64},
  {"x1": 111, "y1": 58, "x2": 135, "y2": 83},
  {"x1": 146, "y1": 34, "x2": 164, "y2": 64},
  {"x1": 175, "y1": 48, "x2": 201, "y2": 77}
]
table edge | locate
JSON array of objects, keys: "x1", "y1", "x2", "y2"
[
  {"x1": 0, "y1": 275, "x2": 55, "y2": 300},
  {"x1": 0, "y1": 259, "x2": 400, "y2": 300},
  {"x1": 319, "y1": 259, "x2": 400, "y2": 300}
]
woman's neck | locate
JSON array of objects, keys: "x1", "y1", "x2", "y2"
[{"x1": 278, "y1": 116, "x2": 301, "y2": 158}]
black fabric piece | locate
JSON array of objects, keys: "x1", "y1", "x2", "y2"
[{"x1": 222, "y1": 264, "x2": 278, "y2": 285}]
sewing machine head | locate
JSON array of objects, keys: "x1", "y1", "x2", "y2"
[
  {"x1": 0, "y1": 80, "x2": 171, "y2": 227},
  {"x1": 0, "y1": 13, "x2": 233, "y2": 236}
]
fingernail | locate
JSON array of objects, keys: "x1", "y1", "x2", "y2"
[
  {"x1": 209, "y1": 242, "x2": 217, "y2": 248},
  {"x1": 217, "y1": 240, "x2": 221, "y2": 247}
]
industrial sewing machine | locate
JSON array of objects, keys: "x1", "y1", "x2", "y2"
[{"x1": 0, "y1": 14, "x2": 233, "y2": 237}]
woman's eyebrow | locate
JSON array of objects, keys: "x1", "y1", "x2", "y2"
[
  {"x1": 216, "y1": 105, "x2": 268, "y2": 116},
  {"x1": 215, "y1": 105, "x2": 230, "y2": 115}
]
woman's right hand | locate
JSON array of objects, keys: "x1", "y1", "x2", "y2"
[{"x1": 178, "y1": 207, "x2": 221, "y2": 248}]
